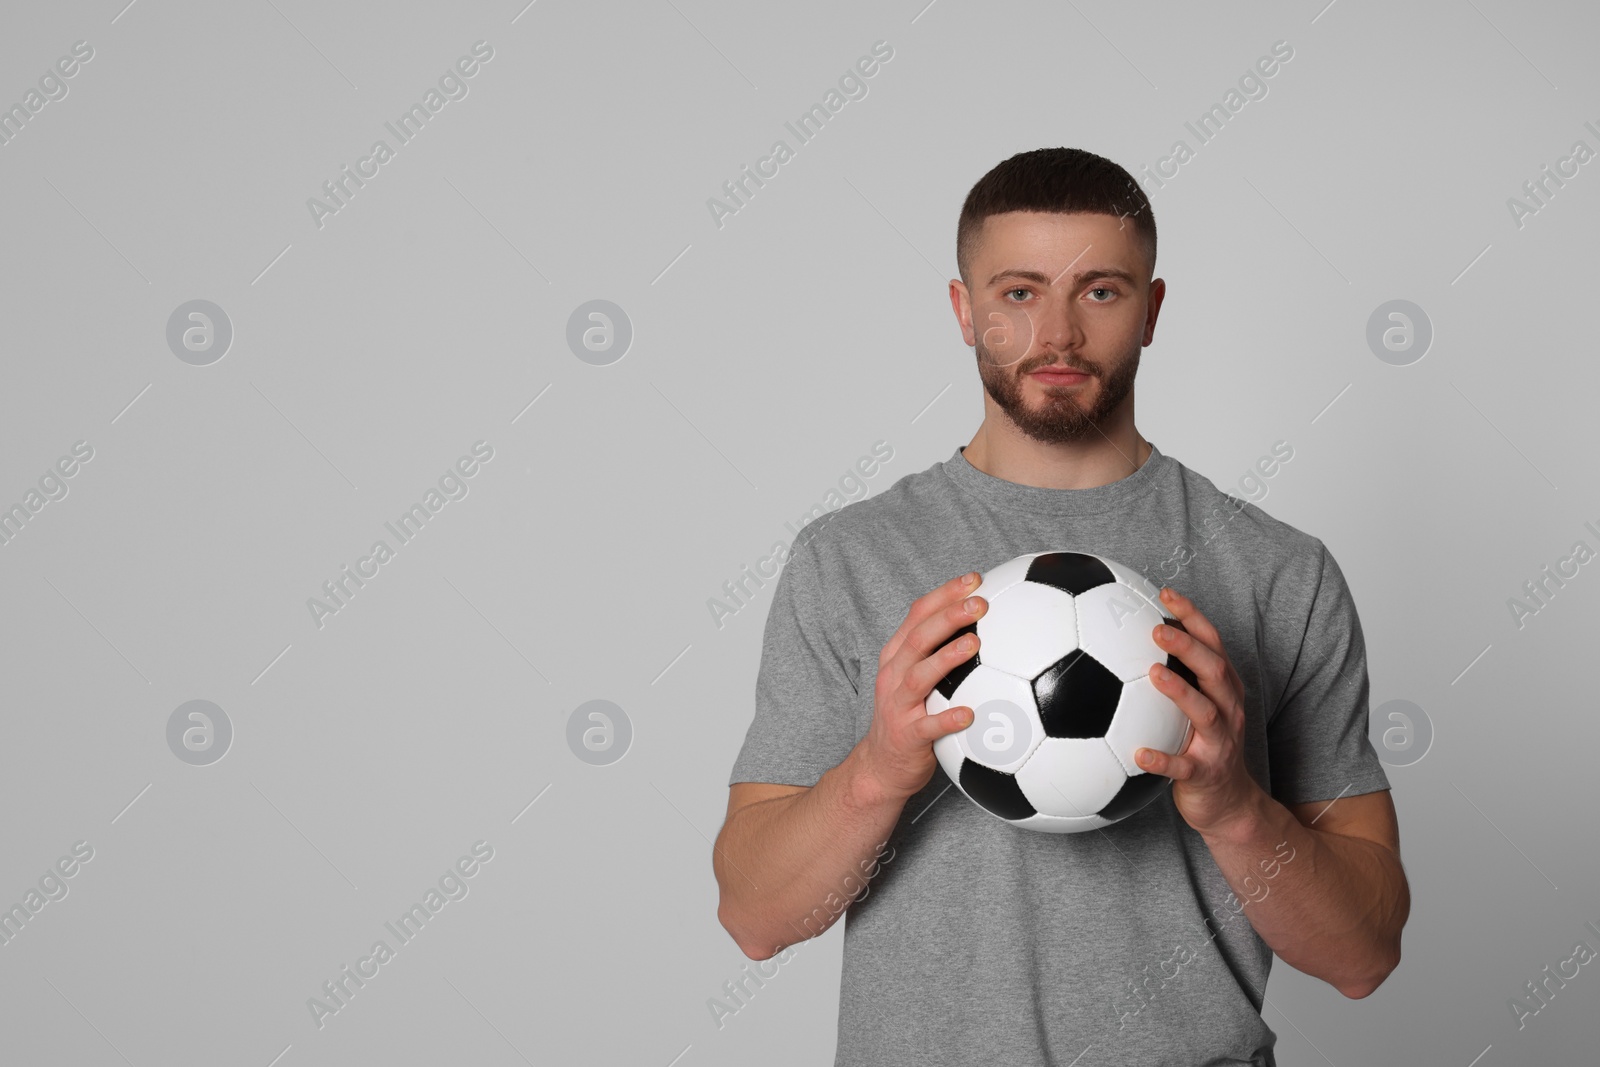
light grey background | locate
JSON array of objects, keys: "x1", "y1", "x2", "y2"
[{"x1": 0, "y1": 0, "x2": 1594, "y2": 1064}]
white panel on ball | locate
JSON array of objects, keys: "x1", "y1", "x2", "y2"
[
  {"x1": 1014, "y1": 737, "x2": 1127, "y2": 817},
  {"x1": 975, "y1": 581, "x2": 1079, "y2": 679},
  {"x1": 971, "y1": 551, "x2": 1044, "y2": 603},
  {"x1": 1099, "y1": 558, "x2": 1165, "y2": 608},
  {"x1": 1073, "y1": 581, "x2": 1169, "y2": 683},
  {"x1": 1012, "y1": 811, "x2": 1114, "y2": 834},
  {"x1": 1104, "y1": 674, "x2": 1193, "y2": 777},
  {"x1": 934, "y1": 665, "x2": 1043, "y2": 775}
]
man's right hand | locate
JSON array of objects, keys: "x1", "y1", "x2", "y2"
[
  {"x1": 715, "y1": 569, "x2": 991, "y2": 957},
  {"x1": 857, "y1": 570, "x2": 988, "y2": 803}
]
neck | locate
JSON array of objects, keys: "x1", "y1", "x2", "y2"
[{"x1": 962, "y1": 418, "x2": 1150, "y2": 491}]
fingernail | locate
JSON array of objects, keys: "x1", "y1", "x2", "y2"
[
  {"x1": 965, "y1": 596, "x2": 982, "y2": 614},
  {"x1": 964, "y1": 572, "x2": 980, "y2": 587}
]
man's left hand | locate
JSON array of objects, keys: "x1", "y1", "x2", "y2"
[{"x1": 1134, "y1": 586, "x2": 1266, "y2": 839}]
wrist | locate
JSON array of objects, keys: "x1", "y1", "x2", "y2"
[
  {"x1": 1197, "y1": 780, "x2": 1282, "y2": 850},
  {"x1": 841, "y1": 743, "x2": 912, "y2": 813}
]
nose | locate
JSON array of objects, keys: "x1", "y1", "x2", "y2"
[{"x1": 1029, "y1": 290, "x2": 1085, "y2": 358}]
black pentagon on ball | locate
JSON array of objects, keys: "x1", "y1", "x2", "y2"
[
  {"x1": 958, "y1": 759, "x2": 1037, "y2": 821},
  {"x1": 1024, "y1": 552, "x2": 1116, "y2": 596},
  {"x1": 1162, "y1": 616, "x2": 1199, "y2": 690},
  {"x1": 1032, "y1": 649, "x2": 1124, "y2": 738},
  {"x1": 1099, "y1": 771, "x2": 1171, "y2": 822},
  {"x1": 933, "y1": 620, "x2": 980, "y2": 700}
]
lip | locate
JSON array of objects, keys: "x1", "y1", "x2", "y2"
[{"x1": 1030, "y1": 368, "x2": 1092, "y2": 384}]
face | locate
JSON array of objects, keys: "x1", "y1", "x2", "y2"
[{"x1": 952, "y1": 211, "x2": 1163, "y2": 446}]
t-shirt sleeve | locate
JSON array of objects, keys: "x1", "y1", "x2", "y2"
[
  {"x1": 727, "y1": 530, "x2": 862, "y2": 789},
  {"x1": 1266, "y1": 540, "x2": 1391, "y2": 805}
]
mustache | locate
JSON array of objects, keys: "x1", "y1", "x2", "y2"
[{"x1": 1023, "y1": 358, "x2": 1097, "y2": 376}]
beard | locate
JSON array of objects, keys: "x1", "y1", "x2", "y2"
[{"x1": 974, "y1": 339, "x2": 1140, "y2": 446}]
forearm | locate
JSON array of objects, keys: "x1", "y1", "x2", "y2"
[
  {"x1": 714, "y1": 745, "x2": 906, "y2": 959},
  {"x1": 1202, "y1": 787, "x2": 1409, "y2": 998}
]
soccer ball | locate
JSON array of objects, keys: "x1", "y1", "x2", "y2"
[{"x1": 925, "y1": 550, "x2": 1197, "y2": 833}]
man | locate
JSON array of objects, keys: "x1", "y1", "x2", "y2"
[{"x1": 714, "y1": 147, "x2": 1409, "y2": 1066}]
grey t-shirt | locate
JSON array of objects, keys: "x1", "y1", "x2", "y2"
[{"x1": 727, "y1": 441, "x2": 1391, "y2": 1067}]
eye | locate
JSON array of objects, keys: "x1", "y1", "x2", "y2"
[
  {"x1": 1005, "y1": 287, "x2": 1031, "y2": 301},
  {"x1": 1087, "y1": 286, "x2": 1115, "y2": 302}
]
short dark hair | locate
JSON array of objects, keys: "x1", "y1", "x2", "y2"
[{"x1": 956, "y1": 147, "x2": 1156, "y2": 287}]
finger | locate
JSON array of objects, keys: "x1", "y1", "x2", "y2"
[
  {"x1": 1158, "y1": 587, "x2": 1226, "y2": 660},
  {"x1": 1135, "y1": 745, "x2": 1197, "y2": 781},
  {"x1": 890, "y1": 589, "x2": 986, "y2": 697},
  {"x1": 1151, "y1": 660, "x2": 1224, "y2": 742},
  {"x1": 1152, "y1": 617, "x2": 1224, "y2": 698},
  {"x1": 901, "y1": 626, "x2": 981, "y2": 712},
  {"x1": 882, "y1": 571, "x2": 980, "y2": 665},
  {"x1": 915, "y1": 702, "x2": 974, "y2": 741}
]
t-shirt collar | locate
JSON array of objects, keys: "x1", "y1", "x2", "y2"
[{"x1": 943, "y1": 440, "x2": 1168, "y2": 517}]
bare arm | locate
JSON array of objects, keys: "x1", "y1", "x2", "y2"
[
  {"x1": 714, "y1": 753, "x2": 905, "y2": 959},
  {"x1": 1201, "y1": 787, "x2": 1408, "y2": 998},
  {"x1": 1138, "y1": 586, "x2": 1408, "y2": 999},
  {"x1": 715, "y1": 571, "x2": 989, "y2": 960}
]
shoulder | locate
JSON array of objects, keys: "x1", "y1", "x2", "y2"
[
  {"x1": 779, "y1": 460, "x2": 950, "y2": 621},
  {"x1": 788, "y1": 457, "x2": 948, "y2": 561},
  {"x1": 1161, "y1": 453, "x2": 1332, "y2": 590}
]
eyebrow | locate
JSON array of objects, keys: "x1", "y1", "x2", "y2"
[{"x1": 986, "y1": 267, "x2": 1140, "y2": 289}]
